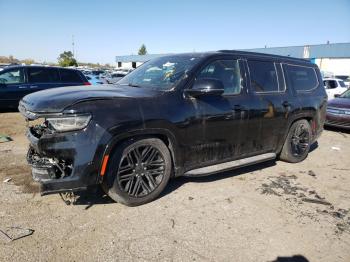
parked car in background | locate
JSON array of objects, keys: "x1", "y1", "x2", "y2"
[
  {"x1": 325, "y1": 89, "x2": 350, "y2": 130},
  {"x1": 335, "y1": 75, "x2": 350, "y2": 88},
  {"x1": 323, "y1": 78, "x2": 348, "y2": 99},
  {"x1": 116, "y1": 68, "x2": 133, "y2": 74},
  {"x1": 0, "y1": 65, "x2": 89, "y2": 110},
  {"x1": 19, "y1": 51, "x2": 326, "y2": 206},
  {"x1": 104, "y1": 72, "x2": 126, "y2": 84},
  {"x1": 91, "y1": 70, "x2": 105, "y2": 76},
  {"x1": 85, "y1": 74, "x2": 104, "y2": 85}
]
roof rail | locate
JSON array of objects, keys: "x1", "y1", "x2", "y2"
[{"x1": 217, "y1": 50, "x2": 307, "y2": 62}]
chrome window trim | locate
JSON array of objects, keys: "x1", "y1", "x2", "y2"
[{"x1": 280, "y1": 63, "x2": 287, "y2": 92}]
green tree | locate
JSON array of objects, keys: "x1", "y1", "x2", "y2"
[
  {"x1": 138, "y1": 44, "x2": 147, "y2": 55},
  {"x1": 22, "y1": 58, "x2": 35, "y2": 65},
  {"x1": 57, "y1": 51, "x2": 78, "y2": 67}
]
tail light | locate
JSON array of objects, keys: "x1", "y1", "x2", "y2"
[
  {"x1": 311, "y1": 119, "x2": 317, "y2": 134},
  {"x1": 83, "y1": 82, "x2": 91, "y2": 85}
]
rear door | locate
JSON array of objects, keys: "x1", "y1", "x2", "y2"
[
  {"x1": 246, "y1": 59, "x2": 291, "y2": 153},
  {"x1": 27, "y1": 67, "x2": 61, "y2": 91},
  {"x1": 0, "y1": 67, "x2": 27, "y2": 109}
]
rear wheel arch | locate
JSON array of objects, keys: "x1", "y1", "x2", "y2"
[
  {"x1": 277, "y1": 114, "x2": 315, "y2": 155},
  {"x1": 279, "y1": 119, "x2": 312, "y2": 163}
]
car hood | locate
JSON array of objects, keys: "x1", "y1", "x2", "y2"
[
  {"x1": 327, "y1": 97, "x2": 350, "y2": 109},
  {"x1": 20, "y1": 84, "x2": 161, "y2": 113}
]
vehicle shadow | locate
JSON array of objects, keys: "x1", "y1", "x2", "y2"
[
  {"x1": 0, "y1": 108, "x2": 18, "y2": 113},
  {"x1": 324, "y1": 125, "x2": 350, "y2": 135},
  {"x1": 72, "y1": 143, "x2": 320, "y2": 207},
  {"x1": 71, "y1": 160, "x2": 277, "y2": 208},
  {"x1": 269, "y1": 255, "x2": 309, "y2": 262},
  {"x1": 309, "y1": 141, "x2": 318, "y2": 153},
  {"x1": 159, "y1": 160, "x2": 277, "y2": 199},
  {"x1": 71, "y1": 186, "x2": 114, "y2": 209}
]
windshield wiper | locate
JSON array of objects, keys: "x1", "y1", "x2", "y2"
[{"x1": 119, "y1": 83, "x2": 141, "y2": 88}]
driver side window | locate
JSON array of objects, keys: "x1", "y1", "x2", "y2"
[
  {"x1": 197, "y1": 59, "x2": 242, "y2": 95},
  {"x1": 0, "y1": 68, "x2": 25, "y2": 85}
]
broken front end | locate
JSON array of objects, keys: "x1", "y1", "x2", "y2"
[{"x1": 19, "y1": 103, "x2": 109, "y2": 195}]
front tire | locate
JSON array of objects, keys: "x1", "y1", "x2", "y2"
[
  {"x1": 280, "y1": 119, "x2": 311, "y2": 163},
  {"x1": 103, "y1": 138, "x2": 172, "y2": 206}
]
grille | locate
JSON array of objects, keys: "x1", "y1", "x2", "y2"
[
  {"x1": 325, "y1": 119, "x2": 350, "y2": 128},
  {"x1": 327, "y1": 107, "x2": 350, "y2": 116}
]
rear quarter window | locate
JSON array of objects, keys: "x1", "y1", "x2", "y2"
[
  {"x1": 283, "y1": 64, "x2": 318, "y2": 92},
  {"x1": 60, "y1": 69, "x2": 83, "y2": 83}
]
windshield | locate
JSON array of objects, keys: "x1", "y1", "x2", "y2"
[
  {"x1": 118, "y1": 55, "x2": 202, "y2": 90},
  {"x1": 340, "y1": 89, "x2": 350, "y2": 98}
]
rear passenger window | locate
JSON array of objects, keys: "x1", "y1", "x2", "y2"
[
  {"x1": 60, "y1": 69, "x2": 82, "y2": 83},
  {"x1": 197, "y1": 59, "x2": 242, "y2": 95},
  {"x1": 28, "y1": 68, "x2": 59, "y2": 83},
  {"x1": 284, "y1": 64, "x2": 318, "y2": 91},
  {"x1": 248, "y1": 60, "x2": 279, "y2": 92}
]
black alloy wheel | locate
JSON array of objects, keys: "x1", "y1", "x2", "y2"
[
  {"x1": 280, "y1": 119, "x2": 312, "y2": 163},
  {"x1": 290, "y1": 122, "x2": 310, "y2": 157},
  {"x1": 103, "y1": 138, "x2": 172, "y2": 206},
  {"x1": 117, "y1": 145, "x2": 165, "y2": 197}
]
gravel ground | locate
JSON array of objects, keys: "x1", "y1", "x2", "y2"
[{"x1": 0, "y1": 112, "x2": 349, "y2": 262}]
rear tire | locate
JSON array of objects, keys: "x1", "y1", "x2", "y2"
[
  {"x1": 102, "y1": 138, "x2": 172, "y2": 206},
  {"x1": 280, "y1": 119, "x2": 311, "y2": 163}
]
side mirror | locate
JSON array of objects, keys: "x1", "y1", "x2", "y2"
[
  {"x1": 185, "y1": 78, "x2": 224, "y2": 97},
  {"x1": 334, "y1": 94, "x2": 340, "y2": 98}
]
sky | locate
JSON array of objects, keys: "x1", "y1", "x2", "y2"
[{"x1": 0, "y1": 0, "x2": 350, "y2": 64}]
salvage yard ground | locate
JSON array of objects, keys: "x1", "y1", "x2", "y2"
[{"x1": 0, "y1": 112, "x2": 349, "y2": 262}]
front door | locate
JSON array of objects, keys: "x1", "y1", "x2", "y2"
[
  {"x1": 0, "y1": 67, "x2": 28, "y2": 109},
  {"x1": 191, "y1": 58, "x2": 259, "y2": 165}
]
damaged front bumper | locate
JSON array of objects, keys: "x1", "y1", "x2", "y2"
[{"x1": 22, "y1": 110, "x2": 111, "y2": 195}]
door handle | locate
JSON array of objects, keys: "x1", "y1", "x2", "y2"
[
  {"x1": 30, "y1": 86, "x2": 38, "y2": 89},
  {"x1": 282, "y1": 101, "x2": 291, "y2": 107},
  {"x1": 18, "y1": 86, "x2": 27, "y2": 89}
]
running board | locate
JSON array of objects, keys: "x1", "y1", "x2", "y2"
[{"x1": 184, "y1": 153, "x2": 276, "y2": 177}]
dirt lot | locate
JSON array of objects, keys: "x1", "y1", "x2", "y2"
[{"x1": 0, "y1": 112, "x2": 349, "y2": 262}]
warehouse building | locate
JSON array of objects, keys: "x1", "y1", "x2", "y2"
[{"x1": 115, "y1": 42, "x2": 350, "y2": 77}]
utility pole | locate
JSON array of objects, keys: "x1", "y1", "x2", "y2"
[{"x1": 72, "y1": 35, "x2": 75, "y2": 58}]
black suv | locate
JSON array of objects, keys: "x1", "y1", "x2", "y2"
[
  {"x1": 0, "y1": 65, "x2": 89, "y2": 110},
  {"x1": 19, "y1": 51, "x2": 327, "y2": 206}
]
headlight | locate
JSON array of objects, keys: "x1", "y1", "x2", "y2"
[{"x1": 47, "y1": 114, "x2": 91, "y2": 132}]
